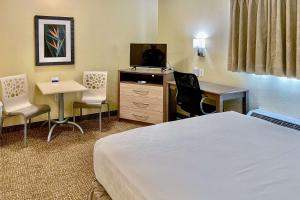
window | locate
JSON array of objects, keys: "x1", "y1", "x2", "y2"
[{"x1": 228, "y1": 0, "x2": 300, "y2": 79}]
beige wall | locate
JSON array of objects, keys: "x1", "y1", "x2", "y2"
[
  {"x1": 0, "y1": 0, "x2": 158, "y2": 126},
  {"x1": 158, "y1": 0, "x2": 300, "y2": 118}
]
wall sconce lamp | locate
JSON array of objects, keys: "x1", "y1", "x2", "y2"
[{"x1": 193, "y1": 38, "x2": 206, "y2": 57}]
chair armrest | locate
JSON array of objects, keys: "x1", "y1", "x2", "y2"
[{"x1": 200, "y1": 96, "x2": 216, "y2": 115}]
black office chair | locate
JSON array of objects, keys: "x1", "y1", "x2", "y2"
[{"x1": 173, "y1": 71, "x2": 216, "y2": 117}]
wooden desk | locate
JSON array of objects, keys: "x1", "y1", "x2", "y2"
[{"x1": 166, "y1": 81, "x2": 249, "y2": 121}]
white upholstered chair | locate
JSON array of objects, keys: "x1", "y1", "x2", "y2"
[
  {"x1": 73, "y1": 71, "x2": 110, "y2": 131},
  {"x1": 0, "y1": 74, "x2": 51, "y2": 145}
]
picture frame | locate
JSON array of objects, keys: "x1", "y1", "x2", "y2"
[{"x1": 34, "y1": 15, "x2": 74, "y2": 66}]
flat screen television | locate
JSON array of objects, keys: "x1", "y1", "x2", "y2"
[{"x1": 130, "y1": 43, "x2": 167, "y2": 68}]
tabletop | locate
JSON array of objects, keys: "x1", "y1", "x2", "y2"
[
  {"x1": 168, "y1": 81, "x2": 248, "y2": 95},
  {"x1": 36, "y1": 80, "x2": 87, "y2": 95}
]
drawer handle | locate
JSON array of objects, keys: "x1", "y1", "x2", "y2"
[
  {"x1": 132, "y1": 102, "x2": 150, "y2": 108},
  {"x1": 132, "y1": 114, "x2": 149, "y2": 121},
  {"x1": 133, "y1": 90, "x2": 149, "y2": 96}
]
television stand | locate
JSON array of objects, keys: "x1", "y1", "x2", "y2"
[
  {"x1": 129, "y1": 66, "x2": 168, "y2": 72},
  {"x1": 118, "y1": 68, "x2": 173, "y2": 124},
  {"x1": 130, "y1": 66, "x2": 137, "y2": 70},
  {"x1": 161, "y1": 67, "x2": 168, "y2": 72}
]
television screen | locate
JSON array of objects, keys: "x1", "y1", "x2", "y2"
[{"x1": 130, "y1": 43, "x2": 167, "y2": 68}]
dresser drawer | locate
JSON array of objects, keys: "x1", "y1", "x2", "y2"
[
  {"x1": 120, "y1": 82, "x2": 163, "y2": 99},
  {"x1": 120, "y1": 94, "x2": 163, "y2": 112},
  {"x1": 120, "y1": 106, "x2": 163, "y2": 124}
]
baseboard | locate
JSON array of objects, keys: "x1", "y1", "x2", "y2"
[{"x1": 1, "y1": 110, "x2": 118, "y2": 133}]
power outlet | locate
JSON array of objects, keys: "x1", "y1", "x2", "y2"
[
  {"x1": 193, "y1": 67, "x2": 205, "y2": 77},
  {"x1": 199, "y1": 68, "x2": 204, "y2": 77}
]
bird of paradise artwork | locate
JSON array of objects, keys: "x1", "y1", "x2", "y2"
[
  {"x1": 44, "y1": 24, "x2": 66, "y2": 57},
  {"x1": 35, "y1": 16, "x2": 74, "y2": 66}
]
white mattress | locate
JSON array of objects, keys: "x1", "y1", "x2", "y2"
[{"x1": 94, "y1": 111, "x2": 300, "y2": 200}]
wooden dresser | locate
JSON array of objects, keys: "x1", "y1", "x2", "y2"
[{"x1": 118, "y1": 68, "x2": 173, "y2": 124}]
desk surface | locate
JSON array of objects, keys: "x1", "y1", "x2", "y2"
[
  {"x1": 168, "y1": 81, "x2": 248, "y2": 95},
  {"x1": 36, "y1": 80, "x2": 87, "y2": 95}
]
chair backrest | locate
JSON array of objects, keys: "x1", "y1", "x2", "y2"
[
  {"x1": 173, "y1": 71, "x2": 202, "y2": 114},
  {"x1": 0, "y1": 74, "x2": 31, "y2": 113},
  {"x1": 82, "y1": 71, "x2": 107, "y2": 101}
]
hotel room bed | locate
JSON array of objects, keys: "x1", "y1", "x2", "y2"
[{"x1": 93, "y1": 111, "x2": 300, "y2": 200}]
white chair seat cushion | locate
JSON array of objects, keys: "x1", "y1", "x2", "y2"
[
  {"x1": 7, "y1": 104, "x2": 50, "y2": 118},
  {"x1": 81, "y1": 96, "x2": 106, "y2": 105}
]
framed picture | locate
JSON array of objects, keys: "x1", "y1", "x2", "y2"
[{"x1": 34, "y1": 15, "x2": 74, "y2": 66}]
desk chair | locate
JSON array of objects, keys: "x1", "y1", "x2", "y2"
[
  {"x1": 0, "y1": 74, "x2": 51, "y2": 145},
  {"x1": 173, "y1": 71, "x2": 216, "y2": 117},
  {"x1": 73, "y1": 71, "x2": 110, "y2": 131}
]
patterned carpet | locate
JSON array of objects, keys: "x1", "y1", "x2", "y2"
[{"x1": 0, "y1": 118, "x2": 143, "y2": 200}]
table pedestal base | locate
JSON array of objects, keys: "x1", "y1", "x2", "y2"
[
  {"x1": 47, "y1": 93, "x2": 84, "y2": 142},
  {"x1": 47, "y1": 119, "x2": 84, "y2": 142}
]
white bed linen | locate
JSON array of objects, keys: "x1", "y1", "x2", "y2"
[{"x1": 94, "y1": 111, "x2": 300, "y2": 200}]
